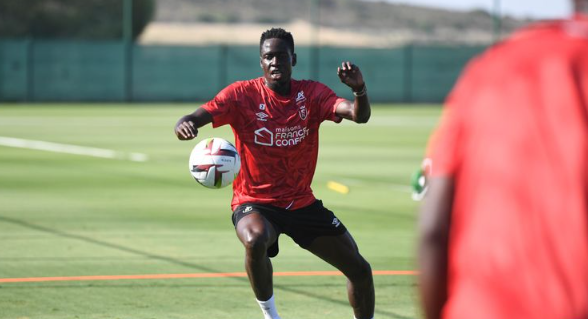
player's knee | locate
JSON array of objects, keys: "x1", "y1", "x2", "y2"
[
  {"x1": 347, "y1": 258, "x2": 373, "y2": 283},
  {"x1": 241, "y1": 230, "x2": 270, "y2": 257}
]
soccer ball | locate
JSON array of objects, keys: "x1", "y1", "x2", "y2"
[{"x1": 189, "y1": 138, "x2": 241, "y2": 189}]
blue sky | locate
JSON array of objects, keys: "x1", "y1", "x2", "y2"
[{"x1": 376, "y1": 0, "x2": 572, "y2": 19}]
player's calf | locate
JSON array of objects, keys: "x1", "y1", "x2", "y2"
[{"x1": 345, "y1": 257, "x2": 375, "y2": 319}]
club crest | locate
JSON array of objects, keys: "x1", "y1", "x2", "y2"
[{"x1": 299, "y1": 105, "x2": 308, "y2": 120}]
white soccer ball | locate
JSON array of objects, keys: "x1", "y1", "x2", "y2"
[{"x1": 189, "y1": 138, "x2": 241, "y2": 189}]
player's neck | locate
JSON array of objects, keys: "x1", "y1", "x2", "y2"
[{"x1": 264, "y1": 79, "x2": 291, "y2": 96}]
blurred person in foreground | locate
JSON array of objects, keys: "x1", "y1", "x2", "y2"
[
  {"x1": 175, "y1": 28, "x2": 374, "y2": 319},
  {"x1": 418, "y1": 1, "x2": 588, "y2": 319}
]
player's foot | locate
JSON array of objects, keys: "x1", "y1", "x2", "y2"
[{"x1": 257, "y1": 295, "x2": 281, "y2": 319}]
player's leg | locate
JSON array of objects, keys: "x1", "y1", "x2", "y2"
[
  {"x1": 233, "y1": 206, "x2": 281, "y2": 319},
  {"x1": 235, "y1": 211, "x2": 278, "y2": 299},
  {"x1": 306, "y1": 232, "x2": 375, "y2": 319}
]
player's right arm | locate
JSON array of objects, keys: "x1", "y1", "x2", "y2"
[
  {"x1": 176, "y1": 82, "x2": 239, "y2": 140},
  {"x1": 417, "y1": 66, "x2": 467, "y2": 319},
  {"x1": 418, "y1": 176, "x2": 453, "y2": 319},
  {"x1": 336, "y1": 62, "x2": 371, "y2": 124},
  {"x1": 174, "y1": 107, "x2": 213, "y2": 140}
]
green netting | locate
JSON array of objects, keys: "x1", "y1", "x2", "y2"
[
  {"x1": 225, "y1": 45, "x2": 265, "y2": 84},
  {"x1": 32, "y1": 41, "x2": 126, "y2": 101},
  {"x1": 133, "y1": 45, "x2": 223, "y2": 101},
  {"x1": 0, "y1": 40, "x2": 29, "y2": 101},
  {"x1": 0, "y1": 40, "x2": 486, "y2": 103},
  {"x1": 317, "y1": 47, "x2": 407, "y2": 102},
  {"x1": 409, "y1": 45, "x2": 486, "y2": 102}
]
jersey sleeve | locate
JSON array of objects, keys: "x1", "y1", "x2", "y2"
[
  {"x1": 314, "y1": 82, "x2": 345, "y2": 123},
  {"x1": 427, "y1": 102, "x2": 462, "y2": 177},
  {"x1": 201, "y1": 84, "x2": 240, "y2": 128}
]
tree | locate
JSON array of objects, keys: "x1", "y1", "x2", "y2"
[{"x1": 0, "y1": 0, "x2": 155, "y2": 40}]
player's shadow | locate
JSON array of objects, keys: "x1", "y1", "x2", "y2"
[
  {"x1": 0, "y1": 215, "x2": 246, "y2": 283},
  {"x1": 273, "y1": 282, "x2": 412, "y2": 319},
  {"x1": 0, "y1": 215, "x2": 413, "y2": 319}
]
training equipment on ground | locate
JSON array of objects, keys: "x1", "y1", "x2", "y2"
[
  {"x1": 327, "y1": 181, "x2": 350, "y2": 194},
  {"x1": 189, "y1": 138, "x2": 241, "y2": 189}
]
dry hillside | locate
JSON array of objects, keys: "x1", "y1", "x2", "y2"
[{"x1": 140, "y1": 0, "x2": 534, "y2": 47}]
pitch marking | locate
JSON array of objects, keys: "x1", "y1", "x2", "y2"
[
  {"x1": 0, "y1": 270, "x2": 417, "y2": 283},
  {"x1": 0, "y1": 136, "x2": 148, "y2": 162}
]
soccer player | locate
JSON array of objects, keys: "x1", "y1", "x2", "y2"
[
  {"x1": 418, "y1": 1, "x2": 588, "y2": 319},
  {"x1": 175, "y1": 28, "x2": 374, "y2": 319}
]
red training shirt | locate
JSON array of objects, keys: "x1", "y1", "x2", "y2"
[
  {"x1": 427, "y1": 15, "x2": 588, "y2": 319},
  {"x1": 202, "y1": 77, "x2": 345, "y2": 210}
]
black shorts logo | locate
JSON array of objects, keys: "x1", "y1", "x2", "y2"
[{"x1": 332, "y1": 218, "x2": 341, "y2": 227}]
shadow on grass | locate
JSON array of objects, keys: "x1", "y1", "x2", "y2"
[
  {"x1": 274, "y1": 283, "x2": 414, "y2": 319},
  {"x1": 0, "y1": 216, "x2": 245, "y2": 282},
  {"x1": 0, "y1": 215, "x2": 415, "y2": 319}
]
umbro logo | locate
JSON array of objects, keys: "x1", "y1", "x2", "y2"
[
  {"x1": 256, "y1": 112, "x2": 269, "y2": 121},
  {"x1": 296, "y1": 91, "x2": 306, "y2": 103},
  {"x1": 332, "y1": 218, "x2": 341, "y2": 228},
  {"x1": 243, "y1": 206, "x2": 253, "y2": 213}
]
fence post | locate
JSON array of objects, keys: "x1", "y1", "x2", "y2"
[
  {"x1": 219, "y1": 45, "x2": 228, "y2": 92},
  {"x1": 27, "y1": 39, "x2": 35, "y2": 102},
  {"x1": 493, "y1": 0, "x2": 502, "y2": 42},
  {"x1": 310, "y1": 0, "x2": 320, "y2": 81},
  {"x1": 403, "y1": 44, "x2": 413, "y2": 103},
  {"x1": 0, "y1": 41, "x2": 3, "y2": 101},
  {"x1": 123, "y1": 0, "x2": 133, "y2": 102}
]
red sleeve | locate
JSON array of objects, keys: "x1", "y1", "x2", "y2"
[
  {"x1": 314, "y1": 82, "x2": 344, "y2": 123},
  {"x1": 427, "y1": 101, "x2": 462, "y2": 177},
  {"x1": 201, "y1": 84, "x2": 239, "y2": 128}
]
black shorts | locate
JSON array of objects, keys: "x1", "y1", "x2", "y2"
[{"x1": 232, "y1": 200, "x2": 348, "y2": 258}]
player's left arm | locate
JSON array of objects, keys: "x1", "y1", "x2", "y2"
[
  {"x1": 418, "y1": 176, "x2": 453, "y2": 319},
  {"x1": 335, "y1": 62, "x2": 371, "y2": 124}
]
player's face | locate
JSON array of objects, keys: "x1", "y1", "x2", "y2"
[{"x1": 260, "y1": 38, "x2": 296, "y2": 86}]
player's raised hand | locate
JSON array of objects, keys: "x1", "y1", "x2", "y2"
[
  {"x1": 337, "y1": 62, "x2": 365, "y2": 92},
  {"x1": 174, "y1": 108, "x2": 213, "y2": 141},
  {"x1": 175, "y1": 119, "x2": 198, "y2": 140}
]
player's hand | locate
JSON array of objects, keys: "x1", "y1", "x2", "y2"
[
  {"x1": 175, "y1": 120, "x2": 198, "y2": 140},
  {"x1": 337, "y1": 62, "x2": 365, "y2": 93}
]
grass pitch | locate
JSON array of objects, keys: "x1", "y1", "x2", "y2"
[{"x1": 0, "y1": 104, "x2": 441, "y2": 319}]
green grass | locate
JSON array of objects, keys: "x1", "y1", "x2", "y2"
[{"x1": 0, "y1": 104, "x2": 441, "y2": 319}]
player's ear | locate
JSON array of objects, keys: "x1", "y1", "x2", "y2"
[
  {"x1": 292, "y1": 53, "x2": 297, "y2": 67},
  {"x1": 260, "y1": 57, "x2": 263, "y2": 69}
]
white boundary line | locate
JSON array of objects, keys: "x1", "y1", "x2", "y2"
[{"x1": 0, "y1": 136, "x2": 148, "y2": 162}]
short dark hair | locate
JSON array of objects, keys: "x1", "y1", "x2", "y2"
[{"x1": 260, "y1": 28, "x2": 295, "y2": 54}]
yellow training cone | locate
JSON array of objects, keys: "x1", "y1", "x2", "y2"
[{"x1": 327, "y1": 181, "x2": 350, "y2": 194}]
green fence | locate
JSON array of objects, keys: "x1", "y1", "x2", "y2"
[{"x1": 0, "y1": 40, "x2": 486, "y2": 103}]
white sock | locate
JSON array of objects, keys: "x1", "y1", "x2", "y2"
[{"x1": 257, "y1": 295, "x2": 281, "y2": 319}]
